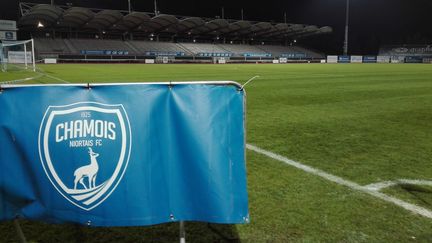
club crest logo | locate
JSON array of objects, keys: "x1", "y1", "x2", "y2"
[{"x1": 38, "y1": 102, "x2": 132, "y2": 211}]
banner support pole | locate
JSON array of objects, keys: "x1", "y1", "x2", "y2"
[
  {"x1": 179, "y1": 221, "x2": 186, "y2": 243},
  {"x1": 24, "y1": 42, "x2": 28, "y2": 69},
  {"x1": 31, "y1": 39, "x2": 36, "y2": 72},
  {"x1": 239, "y1": 75, "x2": 259, "y2": 91},
  {"x1": 13, "y1": 218, "x2": 27, "y2": 243}
]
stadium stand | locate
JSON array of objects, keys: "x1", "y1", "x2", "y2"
[
  {"x1": 254, "y1": 45, "x2": 320, "y2": 58},
  {"x1": 130, "y1": 41, "x2": 190, "y2": 55},
  {"x1": 18, "y1": 3, "x2": 331, "y2": 43},
  {"x1": 34, "y1": 38, "x2": 71, "y2": 54},
  {"x1": 68, "y1": 39, "x2": 136, "y2": 54},
  {"x1": 34, "y1": 38, "x2": 325, "y2": 60},
  {"x1": 377, "y1": 45, "x2": 432, "y2": 63},
  {"x1": 21, "y1": 3, "x2": 330, "y2": 62},
  {"x1": 178, "y1": 43, "x2": 228, "y2": 55},
  {"x1": 379, "y1": 45, "x2": 432, "y2": 57},
  {"x1": 257, "y1": 45, "x2": 293, "y2": 56},
  {"x1": 217, "y1": 44, "x2": 267, "y2": 56}
]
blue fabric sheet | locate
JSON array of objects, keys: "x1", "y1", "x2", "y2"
[{"x1": 0, "y1": 83, "x2": 248, "y2": 226}]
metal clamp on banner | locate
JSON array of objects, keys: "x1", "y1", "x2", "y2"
[
  {"x1": 168, "y1": 81, "x2": 173, "y2": 90},
  {"x1": 0, "y1": 85, "x2": 3, "y2": 94},
  {"x1": 86, "y1": 83, "x2": 91, "y2": 90}
]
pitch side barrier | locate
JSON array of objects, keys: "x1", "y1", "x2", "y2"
[
  {"x1": 43, "y1": 54, "x2": 321, "y2": 64},
  {"x1": 53, "y1": 58, "x2": 320, "y2": 64},
  {"x1": 326, "y1": 55, "x2": 432, "y2": 64},
  {"x1": 0, "y1": 82, "x2": 249, "y2": 241}
]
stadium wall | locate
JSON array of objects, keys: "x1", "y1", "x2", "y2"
[
  {"x1": 378, "y1": 44, "x2": 432, "y2": 63},
  {"x1": 324, "y1": 55, "x2": 431, "y2": 64}
]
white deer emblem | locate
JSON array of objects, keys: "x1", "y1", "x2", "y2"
[{"x1": 74, "y1": 147, "x2": 100, "y2": 190}]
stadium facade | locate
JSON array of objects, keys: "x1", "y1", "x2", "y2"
[
  {"x1": 13, "y1": 2, "x2": 332, "y2": 63},
  {"x1": 378, "y1": 45, "x2": 432, "y2": 63}
]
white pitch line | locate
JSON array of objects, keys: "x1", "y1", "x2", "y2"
[
  {"x1": 246, "y1": 144, "x2": 432, "y2": 219},
  {"x1": 365, "y1": 179, "x2": 432, "y2": 191},
  {"x1": 0, "y1": 73, "x2": 44, "y2": 85},
  {"x1": 32, "y1": 66, "x2": 71, "y2": 84},
  {"x1": 1, "y1": 68, "x2": 70, "y2": 85},
  {"x1": 42, "y1": 73, "x2": 70, "y2": 83}
]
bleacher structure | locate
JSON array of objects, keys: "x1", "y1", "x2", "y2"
[
  {"x1": 378, "y1": 45, "x2": 432, "y2": 63},
  {"x1": 18, "y1": 2, "x2": 331, "y2": 63},
  {"x1": 33, "y1": 38, "x2": 323, "y2": 60}
]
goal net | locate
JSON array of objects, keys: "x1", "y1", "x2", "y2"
[{"x1": 1, "y1": 39, "x2": 36, "y2": 73}]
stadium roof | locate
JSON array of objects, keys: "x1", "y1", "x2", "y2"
[{"x1": 18, "y1": 2, "x2": 332, "y2": 41}]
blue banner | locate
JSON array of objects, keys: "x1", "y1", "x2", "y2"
[
  {"x1": 281, "y1": 53, "x2": 307, "y2": 59},
  {"x1": 145, "y1": 51, "x2": 185, "y2": 57},
  {"x1": 243, "y1": 53, "x2": 272, "y2": 58},
  {"x1": 338, "y1": 56, "x2": 351, "y2": 63},
  {"x1": 80, "y1": 50, "x2": 130, "y2": 55},
  {"x1": 197, "y1": 53, "x2": 232, "y2": 57},
  {"x1": 363, "y1": 56, "x2": 377, "y2": 63},
  {"x1": 0, "y1": 83, "x2": 248, "y2": 226},
  {"x1": 404, "y1": 56, "x2": 423, "y2": 63}
]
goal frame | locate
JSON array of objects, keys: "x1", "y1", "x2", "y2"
[{"x1": 1, "y1": 39, "x2": 36, "y2": 72}]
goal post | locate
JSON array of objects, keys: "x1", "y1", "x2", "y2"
[{"x1": 1, "y1": 39, "x2": 36, "y2": 72}]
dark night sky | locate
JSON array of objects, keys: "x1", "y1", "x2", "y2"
[{"x1": 1, "y1": 0, "x2": 432, "y2": 54}]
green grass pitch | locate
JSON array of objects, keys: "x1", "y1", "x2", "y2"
[{"x1": 1, "y1": 63, "x2": 432, "y2": 242}]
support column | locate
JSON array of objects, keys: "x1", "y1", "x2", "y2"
[
  {"x1": 179, "y1": 221, "x2": 185, "y2": 243},
  {"x1": 14, "y1": 218, "x2": 27, "y2": 243}
]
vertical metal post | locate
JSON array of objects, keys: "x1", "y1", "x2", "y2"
[
  {"x1": 284, "y1": 12, "x2": 288, "y2": 47},
  {"x1": 241, "y1": 9, "x2": 244, "y2": 20},
  {"x1": 154, "y1": 0, "x2": 158, "y2": 15},
  {"x1": 14, "y1": 218, "x2": 27, "y2": 243},
  {"x1": 126, "y1": 0, "x2": 133, "y2": 41},
  {"x1": 31, "y1": 39, "x2": 36, "y2": 71},
  {"x1": 24, "y1": 41, "x2": 28, "y2": 69},
  {"x1": 343, "y1": 0, "x2": 350, "y2": 55},
  {"x1": 221, "y1": 7, "x2": 225, "y2": 19},
  {"x1": 51, "y1": 0, "x2": 54, "y2": 5},
  {"x1": 179, "y1": 221, "x2": 186, "y2": 243}
]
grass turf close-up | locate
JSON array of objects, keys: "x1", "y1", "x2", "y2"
[{"x1": 1, "y1": 63, "x2": 432, "y2": 242}]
